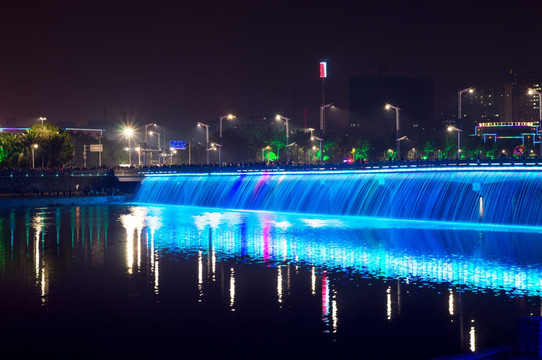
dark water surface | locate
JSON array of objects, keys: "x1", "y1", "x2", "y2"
[{"x1": 1, "y1": 204, "x2": 541, "y2": 359}]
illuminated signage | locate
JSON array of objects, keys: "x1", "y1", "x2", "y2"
[
  {"x1": 320, "y1": 61, "x2": 327, "y2": 78},
  {"x1": 170, "y1": 140, "x2": 186, "y2": 150}
]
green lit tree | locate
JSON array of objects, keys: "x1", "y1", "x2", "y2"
[{"x1": 23, "y1": 123, "x2": 74, "y2": 167}]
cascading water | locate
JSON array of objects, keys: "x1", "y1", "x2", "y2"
[{"x1": 134, "y1": 168, "x2": 542, "y2": 226}]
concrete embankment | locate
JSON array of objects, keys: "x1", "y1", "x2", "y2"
[{"x1": 0, "y1": 195, "x2": 129, "y2": 208}]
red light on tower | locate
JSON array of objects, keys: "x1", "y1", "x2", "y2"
[{"x1": 320, "y1": 61, "x2": 327, "y2": 78}]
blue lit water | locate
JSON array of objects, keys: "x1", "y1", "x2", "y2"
[
  {"x1": 1, "y1": 204, "x2": 541, "y2": 359},
  {"x1": 135, "y1": 169, "x2": 542, "y2": 225}
]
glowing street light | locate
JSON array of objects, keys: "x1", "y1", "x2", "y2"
[
  {"x1": 197, "y1": 122, "x2": 210, "y2": 165},
  {"x1": 447, "y1": 125, "x2": 463, "y2": 158},
  {"x1": 144, "y1": 123, "x2": 156, "y2": 165},
  {"x1": 31, "y1": 144, "x2": 38, "y2": 168},
  {"x1": 319, "y1": 104, "x2": 333, "y2": 162},
  {"x1": 135, "y1": 146, "x2": 141, "y2": 166},
  {"x1": 275, "y1": 114, "x2": 291, "y2": 163},
  {"x1": 218, "y1": 114, "x2": 235, "y2": 166},
  {"x1": 39, "y1": 117, "x2": 47, "y2": 126},
  {"x1": 262, "y1": 145, "x2": 271, "y2": 164},
  {"x1": 458, "y1": 87, "x2": 474, "y2": 155},
  {"x1": 123, "y1": 127, "x2": 134, "y2": 166},
  {"x1": 385, "y1": 103, "x2": 401, "y2": 158},
  {"x1": 149, "y1": 130, "x2": 162, "y2": 163},
  {"x1": 528, "y1": 88, "x2": 542, "y2": 156}
]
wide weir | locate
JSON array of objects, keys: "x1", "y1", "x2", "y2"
[{"x1": 134, "y1": 160, "x2": 542, "y2": 227}]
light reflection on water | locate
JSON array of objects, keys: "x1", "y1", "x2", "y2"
[{"x1": 0, "y1": 204, "x2": 541, "y2": 358}]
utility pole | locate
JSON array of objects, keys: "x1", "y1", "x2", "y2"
[{"x1": 83, "y1": 145, "x2": 88, "y2": 168}]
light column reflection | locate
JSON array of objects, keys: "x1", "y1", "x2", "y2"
[
  {"x1": 277, "y1": 265, "x2": 283, "y2": 306},
  {"x1": 470, "y1": 320, "x2": 476, "y2": 352},
  {"x1": 32, "y1": 211, "x2": 48, "y2": 307},
  {"x1": 230, "y1": 267, "x2": 236, "y2": 310}
]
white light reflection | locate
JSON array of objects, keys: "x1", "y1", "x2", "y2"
[
  {"x1": 331, "y1": 289, "x2": 338, "y2": 334},
  {"x1": 470, "y1": 321, "x2": 476, "y2": 352},
  {"x1": 302, "y1": 219, "x2": 345, "y2": 228},
  {"x1": 277, "y1": 265, "x2": 283, "y2": 306},
  {"x1": 32, "y1": 212, "x2": 48, "y2": 306},
  {"x1": 387, "y1": 286, "x2": 392, "y2": 320},
  {"x1": 230, "y1": 267, "x2": 235, "y2": 310},
  {"x1": 322, "y1": 271, "x2": 330, "y2": 329},
  {"x1": 198, "y1": 250, "x2": 203, "y2": 301},
  {"x1": 449, "y1": 289, "x2": 454, "y2": 316},
  {"x1": 32, "y1": 213, "x2": 45, "y2": 283},
  {"x1": 120, "y1": 207, "x2": 147, "y2": 275},
  {"x1": 311, "y1": 267, "x2": 316, "y2": 295}
]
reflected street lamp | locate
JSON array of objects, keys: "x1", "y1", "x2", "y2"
[
  {"x1": 319, "y1": 104, "x2": 333, "y2": 163},
  {"x1": 528, "y1": 88, "x2": 542, "y2": 156},
  {"x1": 385, "y1": 104, "x2": 401, "y2": 158},
  {"x1": 197, "y1": 122, "x2": 210, "y2": 165},
  {"x1": 447, "y1": 125, "x2": 463, "y2": 158},
  {"x1": 275, "y1": 114, "x2": 291, "y2": 163}
]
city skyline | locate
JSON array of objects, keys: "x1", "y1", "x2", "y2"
[{"x1": 1, "y1": 0, "x2": 541, "y2": 133}]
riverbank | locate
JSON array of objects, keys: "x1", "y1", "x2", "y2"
[{"x1": 0, "y1": 194, "x2": 129, "y2": 208}]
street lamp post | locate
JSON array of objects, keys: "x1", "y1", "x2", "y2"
[
  {"x1": 123, "y1": 128, "x2": 134, "y2": 166},
  {"x1": 135, "y1": 146, "x2": 141, "y2": 166},
  {"x1": 144, "y1": 123, "x2": 156, "y2": 166},
  {"x1": 319, "y1": 104, "x2": 333, "y2": 163},
  {"x1": 197, "y1": 122, "x2": 210, "y2": 165},
  {"x1": 149, "y1": 130, "x2": 161, "y2": 164},
  {"x1": 218, "y1": 114, "x2": 235, "y2": 166},
  {"x1": 385, "y1": 104, "x2": 401, "y2": 158},
  {"x1": 528, "y1": 88, "x2": 542, "y2": 156},
  {"x1": 262, "y1": 146, "x2": 271, "y2": 164},
  {"x1": 457, "y1": 87, "x2": 473, "y2": 157},
  {"x1": 447, "y1": 126, "x2": 463, "y2": 158},
  {"x1": 39, "y1": 117, "x2": 47, "y2": 126},
  {"x1": 275, "y1": 115, "x2": 291, "y2": 163},
  {"x1": 31, "y1": 144, "x2": 38, "y2": 168}
]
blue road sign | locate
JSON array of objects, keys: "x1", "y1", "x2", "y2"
[{"x1": 170, "y1": 140, "x2": 186, "y2": 150}]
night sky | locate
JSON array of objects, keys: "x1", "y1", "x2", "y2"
[{"x1": 1, "y1": 0, "x2": 541, "y2": 137}]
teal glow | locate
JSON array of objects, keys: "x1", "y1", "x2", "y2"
[
  {"x1": 136, "y1": 169, "x2": 542, "y2": 226},
  {"x1": 123, "y1": 205, "x2": 542, "y2": 296}
]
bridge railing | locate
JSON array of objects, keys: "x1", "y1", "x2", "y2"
[{"x1": 138, "y1": 157, "x2": 542, "y2": 175}]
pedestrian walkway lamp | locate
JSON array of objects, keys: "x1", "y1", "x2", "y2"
[
  {"x1": 275, "y1": 114, "x2": 291, "y2": 163},
  {"x1": 218, "y1": 114, "x2": 235, "y2": 166},
  {"x1": 197, "y1": 122, "x2": 210, "y2": 165},
  {"x1": 123, "y1": 127, "x2": 134, "y2": 165},
  {"x1": 458, "y1": 88, "x2": 473, "y2": 156},
  {"x1": 385, "y1": 104, "x2": 401, "y2": 158},
  {"x1": 319, "y1": 104, "x2": 333, "y2": 163},
  {"x1": 447, "y1": 126, "x2": 463, "y2": 158},
  {"x1": 31, "y1": 144, "x2": 38, "y2": 168}
]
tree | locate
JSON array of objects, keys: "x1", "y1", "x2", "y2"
[
  {"x1": 0, "y1": 132, "x2": 23, "y2": 167},
  {"x1": 24, "y1": 123, "x2": 74, "y2": 167},
  {"x1": 423, "y1": 141, "x2": 436, "y2": 159}
]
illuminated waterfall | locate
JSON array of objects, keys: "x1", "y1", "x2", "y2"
[{"x1": 135, "y1": 168, "x2": 542, "y2": 225}]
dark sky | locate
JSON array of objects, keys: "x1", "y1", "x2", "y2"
[{"x1": 1, "y1": 0, "x2": 541, "y2": 137}]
